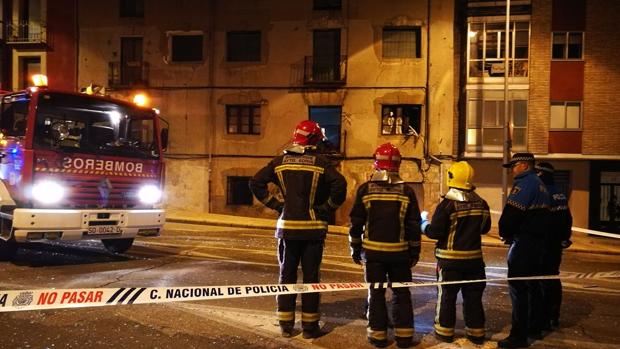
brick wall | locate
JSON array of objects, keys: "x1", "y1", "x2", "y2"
[
  {"x1": 582, "y1": 0, "x2": 620, "y2": 155},
  {"x1": 528, "y1": 0, "x2": 552, "y2": 154}
]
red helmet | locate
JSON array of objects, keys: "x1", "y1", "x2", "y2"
[
  {"x1": 374, "y1": 143, "x2": 401, "y2": 171},
  {"x1": 292, "y1": 120, "x2": 325, "y2": 146}
]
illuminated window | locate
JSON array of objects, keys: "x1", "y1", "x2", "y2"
[
  {"x1": 468, "y1": 21, "x2": 529, "y2": 78},
  {"x1": 550, "y1": 101, "x2": 581, "y2": 129},
  {"x1": 380, "y1": 105, "x2": 421, "y2": 136},
  {"x1": 226, "y1": 105, "x2": 261, "y2": 135},
  {"x1": 383, "y1": 28, "x2": 421, "y2": 58},
  {"x1": 552, "y1": 32, "x2": 583, "y2": 59},
  {"x1": 466, "y1": 99, "x2": 528, "y2": 151}
]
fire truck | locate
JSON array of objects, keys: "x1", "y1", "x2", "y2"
[{"x1": 0, "y1": 76, "x2": 166, "y2": 259}]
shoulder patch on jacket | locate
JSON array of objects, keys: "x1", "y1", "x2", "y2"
[{"x1": 510, "y1": 186, "x2": 521, "y2": 195}]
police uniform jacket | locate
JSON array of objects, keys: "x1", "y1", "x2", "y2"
[
  {"x1": 250, "y1": 149, "x2": 346, "y2": 240},
  {"x1": 499, "y1": 170, "x2": 551, "y2": 241},
  {"x1": 349, "y1": 180, "x2": 422, "y2": 263},
  {"x1": 424, "y1": 189, "x2": 491, "y2": 268},
  {"x1": 547, "y1": 183, "x2": 572, "y2": 244}
]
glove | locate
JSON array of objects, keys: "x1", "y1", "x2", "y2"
[
  {"x1": 420, "y1": 210, "x2": 429, "y2": 232},
  {"x1": 409, "y1": 256, "x2": 419, "y2": 268},
  {"x1": 350, "y1": 244, "x2": 362, "y2": 265},
  {"x1": 561, "y1": 240, "x2": 572, "y2": 249},
  {"x1": 314, "y1": 204, "x2": 330, "y2": 222}
]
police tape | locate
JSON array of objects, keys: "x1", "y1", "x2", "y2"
[
  {"x1": 488, "y1": 210, "x2": 620, "y2": 239},
  {"x1": 1, "y1": 272, "x2": 618, "y2": 313}
]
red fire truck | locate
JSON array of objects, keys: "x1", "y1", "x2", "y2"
[{"x1": 0, "y1": 77, "x2": 166, "y2": 259}]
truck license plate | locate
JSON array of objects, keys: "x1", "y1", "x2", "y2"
[{"x1": 87, "y1": 226, "x2": 123, "y2": 235}]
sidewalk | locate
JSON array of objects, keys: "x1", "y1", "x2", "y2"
[{"x1": 165, "y1": 210, "x2": 620, "y2": 255}]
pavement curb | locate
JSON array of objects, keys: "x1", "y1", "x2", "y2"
[{"x1": 165, "y1": 217, "x2": 620, "y2": 256}]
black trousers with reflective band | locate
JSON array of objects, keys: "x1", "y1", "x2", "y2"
[
  {"x1": 507, "y1": 238, "x2": 544, "y2": 338},
  {"x1": 541, "y1": 244, "x2": 563, "y2": 324},
  {"x1": 434, "y1": 263, "x2": 486, "y2": 338},
  {"x1": 276, "y1": 238, "x2": 324, "y2": 330},
  {"x1": 365, "y1": 261, "x2": 414, "y2": 338}
]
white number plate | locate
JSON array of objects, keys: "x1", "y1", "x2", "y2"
[{"x1": 87, "y1": 226, "x2": 123, "y2": 235}]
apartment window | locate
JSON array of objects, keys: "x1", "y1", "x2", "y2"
[
  {"x1": 381, "y1": 105, "x2": 421, "y2": 136},
  {"x1": 227, "y1": 31, "x2": 261, "y2": 62},
  {"x1": 552, "y1": 32, "x2": 583, "y2": 59},
  {"x1": 227, "y1": 176, "x2": 253, "y2": 205},
  {"x1": 170, "y1": 34, "x2": 203, "y2": 62},
  {"x1": 227, "y1": 105, "x2": 261, "y2": 135},
  {"x1": 313, "y1": 0, "x2": 341, "y2": 10},
  {"x1": 309, "y1": 106, "x2": 341, "y2": 152},
  {"x1": 467, "y1": 99, "x2": 528, "y2": 151},
  {"x1": 383, "y1": 27, "x2": 421, "y2": 58},
  {"x1": 550, "y1": 101, "x2": 581, "y2": 129},
  {"x1": 468, "y1": 21, "x2": 529, "y2": 78},
  {"x1": 119, "y1": 0, "x2": 144, "y2": 18}
]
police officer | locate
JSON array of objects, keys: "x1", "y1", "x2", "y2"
[
  {"x1": 498, "y1": 153, "x2": 551, "y2": 348},
  {"x1": 535, "y1": 162, "x2": 572, "y2": 329},
  {"x1": 249, "y1": 120, "x2": 347, "y2": 339},
  {"x1": 349, "y1": 143, "x2": 421, "y2": 348},
  {"x1": 420, "y1": 161, "x2": 490, "y2": 345}
]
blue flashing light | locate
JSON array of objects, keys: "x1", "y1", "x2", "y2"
[{"x1": 10, "y1": 147, "x2": 18, "y2": 154}]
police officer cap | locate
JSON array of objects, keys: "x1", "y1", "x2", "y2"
[
  {"x1": 502, "y1": 152, "x2": 535, "y2": 168},
  {"x1": 535, "y1": 162, "x2": 554, "y2": 174}
]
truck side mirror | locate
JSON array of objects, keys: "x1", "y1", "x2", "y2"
[{"x1": 160, "y1": 128, "x2": 169, "y2": 152}]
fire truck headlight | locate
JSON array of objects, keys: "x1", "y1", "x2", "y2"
[
  {"x1": 32, "y1": 181, "x2": 65, "y2": 204},
  {"x1": 138, "y1": 185, "x2": 162, "y2": 204}
]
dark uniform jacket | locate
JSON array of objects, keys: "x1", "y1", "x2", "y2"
[
  {"x1": 249, "y1": 149, "x2": 347, "y2": 240},
  {"x1": 349, "y1": 180, "x2": 421, "y2": 263},
  {"x1": 499, "y1": 170, "x2": 551, "y2": 241},
  {"x1": 424, "y1": 189, "x2": 491, "y2": 268},
  {"x1": 547, "y1": 183, "x2": 572, "y2": 245}
]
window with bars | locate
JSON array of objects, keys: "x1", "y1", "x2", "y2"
[
  {"x1": 553, "y1": 170, "x2": 572, "y2": 200},
  {"x1": 468, "y1": 21, "x2": 530, "y2": 78},
  {"x1": 380, "y1": 105, "x2": 421, "y2": 135},
  {"x1": 227, "y1": 176, "x2": 254, "y2": 205},
  {"x1": 552, "y1": 32, "x2": 583, "y2": 59},
  {"x1": 226, "y1": 105, "x2": 261, "y2": 135},
  {"x1": 550, "y1": 101, "x2": 581, "y2": 129},
  {"x1": 382, "y1": 27, "x2": 421, "y2": 58},
  {"x1": 119, "y1": 0, "x2": 144, "y2": 18},
  {"x1": 226, "y1": 31, "x2": 261, "y2": 62},
  {"x1": 466, "y1": 99, "x2": 528, "y2": 151},
  {"x1": 170, "y1": 34, "x2": 203, "y2": 62}
]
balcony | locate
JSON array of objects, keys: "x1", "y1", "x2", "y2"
[
  {"x1": 303, "y1": 55, "x2": 347, "y2": 85},
  {"x1": 108, "y1": 61, "x2": 150, "y2": 88},
  {"x1": 3, "y1": 21, "x2": 48, "y2": 45}
]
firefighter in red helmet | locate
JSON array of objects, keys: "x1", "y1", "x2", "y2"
[
  {"x1": 250, "y1": 120, "x2": 347, "y2": 339},
  {"x1": 349, "y1": 143, "x2": 421, "y2": 348}
]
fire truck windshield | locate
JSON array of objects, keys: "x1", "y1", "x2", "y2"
[{"x1": 33, "y1": 92, "x2": 159, "y2": 159}]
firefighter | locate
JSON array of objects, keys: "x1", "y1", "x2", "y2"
[
  {"x1": 349, "y1": 143, "x2": 421, "y2": 348},
  {"x1": 249, "y1": 120, "x2": 346, "y2": 339},
  {"x1": 535, "y1": 162, "x2": 572, "y2": 329},
  {"x1": 498, "y1": 153, "x2": 551, "y2": 348},
  {"x1": 420, "y1": 161, "x2": 490, "y2": 345}
]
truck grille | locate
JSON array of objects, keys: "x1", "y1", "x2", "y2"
[{"x1": 35, "y1": 174, "x2": 155, "y2": 208}]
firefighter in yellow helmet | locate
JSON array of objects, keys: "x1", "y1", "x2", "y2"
[{"x1": 420, "y1": 161, "x2": 491, "y2": 345}]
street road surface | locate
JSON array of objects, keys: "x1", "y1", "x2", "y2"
[{"x1": 1, "y1": 222, "x2": 619, "y2": 348}]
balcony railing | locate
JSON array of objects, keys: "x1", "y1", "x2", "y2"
[
  {"x1": 108, "y1": 61, "x2": 150, "y2": 87},
  {"x1": 303, "y1": 55, "x2": 347, "y2": 85},
  {"x1": 4, "y1": 21, "x2": 47, "y2": 44}
]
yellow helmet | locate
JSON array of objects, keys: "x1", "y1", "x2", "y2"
[{"x1": 447, "y1": 161, "x2": 474, "y2": 190}]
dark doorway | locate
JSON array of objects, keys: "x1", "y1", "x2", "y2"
[
  {"x1": 309, "y1": 106, "x2": 341, "y2": 153},
  {"x1": 121, "y1": 37, "x2": 143, "y2": 85},
  {"x1": 312, "y1": 29, "x2": 341, "y2": 82}
]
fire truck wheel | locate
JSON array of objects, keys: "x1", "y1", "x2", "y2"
[
  {"x1": 102, "y1": 238, "x2": 134, "y2": 254},
  {"x1": 0, "y1": 239, "x2": 17, "y2": 261}
]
